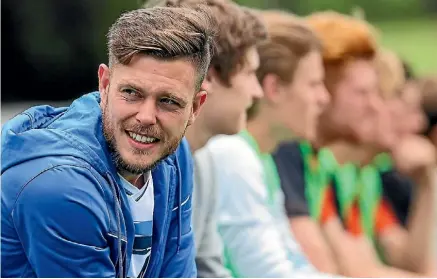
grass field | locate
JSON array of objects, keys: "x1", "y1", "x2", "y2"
[{"x1": 373, "y1": 17, "x2": 437, "y2": 76}]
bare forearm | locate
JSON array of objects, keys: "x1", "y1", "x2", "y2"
[
  {"x1": 365, "y1": 264, "x2": 429, "y2": 278},
  {"x1": 403, "y1": 167, "x2": 437, "y2": 273}
]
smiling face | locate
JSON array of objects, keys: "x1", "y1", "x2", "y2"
[{"x1": 99, "y1": 55, "x2": 206, "y2": 174}]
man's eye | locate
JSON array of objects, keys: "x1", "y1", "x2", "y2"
[
  {"x1": 161, "y1": 98, "x2": 178, "y2": 106},
  {"x1": 122, "y1": 88, "x2": 136, "y2": 95}
]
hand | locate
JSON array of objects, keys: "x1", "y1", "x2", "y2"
[
  {"x1": 390, "y1": 135, "x2": 437, "y2": 177},
  {"x1": 322, "y1": 218, "x2": 382, "y2": 277}
]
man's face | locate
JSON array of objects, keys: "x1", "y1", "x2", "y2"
[
  {"x1": 277, "y1": 50, "x2": 330, "y2": 141},
  {"x1": 201, "y1": 46, "x2": 263, "y2": 135},
  {"x1": 98, "y1": 55, "x2": 206, "y2": 174},
  {"x1": 322, "y1": 59, "x2": 380, "y2": 143}
]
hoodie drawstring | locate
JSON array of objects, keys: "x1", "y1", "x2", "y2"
[{"x1": 175, "y1": 156, "x2": 182, "y2": 253}]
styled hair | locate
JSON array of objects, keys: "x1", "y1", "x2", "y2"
[
  {"x1": 144, "y1": 0, "x2": 268, "y2": 86},
  {"x1": 306, "y1": 11, "x2": 378, "y2": 92},
  {"x1": 107, "y1": 6, "x2": 216, "y2": 88},
  {"x1": 255, "y1": 10, "x2": 322, "y2": 84}
]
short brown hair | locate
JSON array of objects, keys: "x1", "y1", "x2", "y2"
[
  {"x1": 420, "y1": 76, "x2": 437, "y2": 113},
  {"x1": 144, "y1": 0, "x2": 267, "y2": 86},
  {"x1": 107, "y1": 7, "x2": 215, "y2": 88},
  {"x1": 306, "y1": 11, "x2": 378, "y2": 92},
  {"x1": 419, "y1": 75, "x2": 437, "y2": 135},
  {"x1": 255, "y1": 10, "x2": 321, "y2": 84}
]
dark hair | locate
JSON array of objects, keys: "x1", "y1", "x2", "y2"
[
  {"x1": 420, "y1": 76, "x2": 437, "y2": 135},
  {"x1": 107, "y1": 6, "x2": 216, "y2": 88},
  {"x1": 401, "y1": 59, "x2": 415, "y2": 80}
]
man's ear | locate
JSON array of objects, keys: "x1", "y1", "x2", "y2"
[
  {"x1": 202, "y1": 67, "x2": 220, "y2": 93},
  {"x1": 98, "y1": 64, "x2": 110, "y2": 103},
  {"x1": 187, "y1": 90, "x2": 208, "y2": 126},
  {"x1": 261, "y1": 73, "x2": 282, "y2": 104}
]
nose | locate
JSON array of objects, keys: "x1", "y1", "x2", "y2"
[
  {"x1": 368, "y1": 93, "x2": 383, "y2": 112},
  {"x1": 135, "y1": 98, "x2": 157, "y2": 125},
  {"x1": 319, "y1": 85, "x2": 331, "y2": 108},
  {"x1": 251, "y1": 80, "x2": 264, "y2": 99}
]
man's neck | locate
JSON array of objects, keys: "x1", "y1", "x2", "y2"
[
  {"x1": 186, "y1": 122, "x2": 214, "y2": 153},
  {"x1": 327, "y1": 140, "x2": 378, "y2": 166},
  {"x1": 120, "y1": 170, "x2": 147, "y2": 189},
  {"x1": 247, "y1": 116, "x2": 278, "y2": 154}
]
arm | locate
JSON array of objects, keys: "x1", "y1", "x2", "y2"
[
  {"x1": 273, "y1": 143, "x2": 339, "y2": 274},
  {"x1": 379, "y1": 168, "x2": 437, "y2": 275},
  {"x1": 159, "y1": 138, "x2": 196, "y2": 278},
  {"x1": 290, "y1": 217, "x2": 339, "y2": 274},
  {"x1": 210, "y1": 145, "x2": 322, "y2": 278},
  {"x1": 379, "y1": 137, "x2": 437, "y2": 274},
  {"x1": 194, "y1": 148, "x2": 231, "y2": 278},
  {"x1": 12, "y1": 165, "x2": 115, "y2": 278},
  {"x1": 195, "y1": 197, "x2": 231, "y2": 278},
  {"x1": 322, "y1": 218, "x2": 429, "y2": 278}
]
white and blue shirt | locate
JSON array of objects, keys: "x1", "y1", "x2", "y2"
[{"x1": 119, "y1": 173, "x2": 154, "y2": 278}]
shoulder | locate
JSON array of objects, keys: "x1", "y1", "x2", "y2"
[
  {"x1": 8, "y1": 162, "x2": 108, "y2": 213},
  {"x1": 273, "y1": 141, "x2": 309, "y2": 217},
  {"x1": 204, "y1": 134, "x2": 261, "y2": 171},
  {"x1": 6, "y1": 163, "x2": 110, "y2": 236},
  {"x1": 380, "y1": 170, "x2": 413, "y2": 226},
  {"x1": 273, "y1": 141, "x2": 304, "y2": 175},
  {"x1": 274, "y1": 141, "x2": 302, "y2": 160}
]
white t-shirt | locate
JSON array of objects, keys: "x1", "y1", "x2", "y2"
[
  {"x1": 119, "y1": 173, "x2": 154, "y2": 278},
  {"x1": 201, "y1": 134, "x2": 327, "y2": 278}
]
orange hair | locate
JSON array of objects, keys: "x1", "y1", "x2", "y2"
[{"x1": 306, "y1": 11, "x2": 378, "y2": 92}]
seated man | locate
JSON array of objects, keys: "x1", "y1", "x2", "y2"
[
  {"x1": 1, "y1": 6, "x2": 215, "y2": 278},
  {"x1": 198, "y1": 10, "x2": 330, "y2": 277},
  {"x1": 273, "y1": 12, "x2": 437, "y2": 277}
]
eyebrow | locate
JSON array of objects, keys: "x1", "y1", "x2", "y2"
[{"x1": 118, "y1": 82, "x2": 189, "y2": 107}]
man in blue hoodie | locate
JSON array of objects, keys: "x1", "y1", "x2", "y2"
[{"x1": 1, "y1": 6, "x2": 214, "y2": 278}]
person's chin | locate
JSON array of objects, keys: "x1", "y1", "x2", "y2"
[
  {"x1": 222, "y1": 117, "x2": 245, "y2": 135},
  {"x1": 122, "y1": 152, "x2": 160, "y2": 171},
  {"x1": 304, "y1": 130, "x2": 316, "y2": 142}
]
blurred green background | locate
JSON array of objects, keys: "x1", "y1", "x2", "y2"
[
  {"x1": 2, "y1": 0, "x2": 436, "y2": 102},
  {"x1": 233, "y1": 0, "x2": 437, "y2": 76}
]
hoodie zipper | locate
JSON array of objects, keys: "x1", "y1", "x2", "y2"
[{"x1": 107, "y1": 173, "x2": 127, "y2": 278}]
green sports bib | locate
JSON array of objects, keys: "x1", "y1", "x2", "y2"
[{"x1": 299, "y1": 141, "x2": 393, "y2": 257}]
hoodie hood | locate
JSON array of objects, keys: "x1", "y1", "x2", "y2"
[
  {"x1": 2, "y1": 92, "x2": 116, "y2": 176},
  {"x1": 1, "y1": 91, "x2": 196, "y2": 277}
]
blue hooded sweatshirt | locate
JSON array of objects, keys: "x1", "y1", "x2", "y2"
[{"x1": 1, "y1": 92, "x2": 196, "y2": 278}]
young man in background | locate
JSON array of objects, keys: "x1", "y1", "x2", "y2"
[
  {"x1": 197, "y1": 10, "x2": 330, "y2": 277},
  {"x1": 144, "y1": 0, "x2": 267, "y2": 277}
]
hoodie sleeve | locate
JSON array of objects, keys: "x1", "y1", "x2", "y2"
[
  {"x1": 159, "y1": 138, "x2": 197, "y2": 278},
  {"x1": 11, "y1": 164, "x2": 115, "y2": 278}
]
